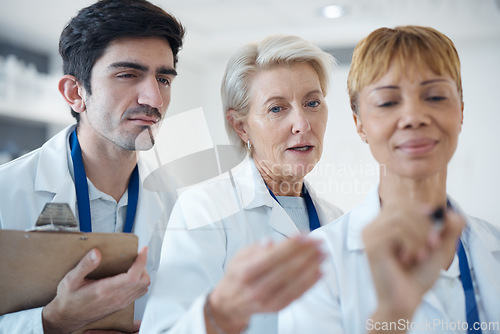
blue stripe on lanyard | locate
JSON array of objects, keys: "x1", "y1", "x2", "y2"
[
  {"x1": 69, "y1": 129, "x2": 139, "y2": 233},
  {"x1": 457, "y1": 238, "x2": 482, "y2": 333},
  {"x1": 125, "y1": 166, "x2": 139, "y2": 234},
  {"x1": 267, "y1": 184, "x2": 321, "y2": 231},
  {"x1": 302, "y1": 185, "x2": 321, "y2": 231}
]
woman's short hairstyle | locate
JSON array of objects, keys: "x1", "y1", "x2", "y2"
[
  {"x1": 222, "y1": 34, "x2": 335, "y2": 147},
  {"x1": 347, "y1": 25, "x2": 462, "y2": 114}
]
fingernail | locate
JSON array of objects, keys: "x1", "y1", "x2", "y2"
[
  {"x1": 89, "y1": 249, "x2": 98, "y2": 263},
  {"x1": 431, "y1": 207, "x2": 445, "y2": 232}
]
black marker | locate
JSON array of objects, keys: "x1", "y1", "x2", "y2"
[{"x1": 431, "y1": 206, "x2": 445, "y2": 232}]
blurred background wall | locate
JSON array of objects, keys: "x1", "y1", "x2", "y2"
[{"x1": 0, "y1": 0, "x2": 499, "y2": 223}]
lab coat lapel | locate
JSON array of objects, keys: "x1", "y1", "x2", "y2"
[
  {"x1": 234, "y1": 156, "x2": 266, "y2": 209},
  {"x1": 303, "y1": 179, "x2": 342, "y2": 226},
  {"x1": 419, "y1": 288, "x2": 449, "y2": 322},
  {"x1": 268, "y1": 202, "x2": 300, "y2": 238},
  {"x1": 50, "y1": 177, "x2": 77, "y2": 214},
  {"x1": 235, "y1": 157, "x2": 299, "y2": 238},
  {"x1": 33, "y1": 126, "x2": 171, "y2": 245},
  {"x1": 446, "y1": 198, "x2": 500, "y2": 322},
  {"x1": 420, "y1": 214, "x2": 500, "y2": 323},
  {"x1": 465, "y1": 217, "x2": 500, "y2": 323},
  {"x1": 34, "y1": 125, "x2": 78, "y2": 214}
]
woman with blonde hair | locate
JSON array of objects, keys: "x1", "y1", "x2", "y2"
[{"x1": 280, "y1": 26, "x2": 500, "y2": 334}]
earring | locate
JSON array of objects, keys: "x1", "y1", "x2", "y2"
[
  {"x1": 363, "y1": 139, "x2": 368, "y2": 144},
  {"x1": 247, "y1": 140, "x2": 252, "y2": 149}
]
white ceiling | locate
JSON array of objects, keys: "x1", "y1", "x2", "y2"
[{"x1": 1, "y1": 0, "x2": 500, "y2": 68}]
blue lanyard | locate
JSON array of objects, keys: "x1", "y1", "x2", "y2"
[
  {"x1": 267, "y1": 184, "x2": 321, "y2": 231},
  {"x1": 457, "y1": 238, "x2": 482, "y2": 333},
  {"x1": 69, "y1": 129, "x2": 139, "y2": 233}
]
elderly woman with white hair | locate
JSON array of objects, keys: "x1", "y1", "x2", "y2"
[{"x1": 140, "y1": 34, "x2": 343, "y2": 334}]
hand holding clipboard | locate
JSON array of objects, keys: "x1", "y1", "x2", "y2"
[{"x1": 0, "y1": 203, "x2": 145, "y2": 333}]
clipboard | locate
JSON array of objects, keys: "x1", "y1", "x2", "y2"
[{"x1": 0, "y1": 203, "x2": 138, "y2": 333}]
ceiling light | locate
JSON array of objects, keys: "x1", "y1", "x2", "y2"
[{"x1": 322, "y1": 5, "x2": 345, "y2": 19}]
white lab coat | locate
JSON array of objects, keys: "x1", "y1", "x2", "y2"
[
  {"x1": 279, "y1": 186, "x2": 500, "y2": 334},
  {"x1": 140, "y1": 157, "x2": 343, "y2": 334},
  {"x1": 0, "y1": 125, "x2": 175, "y2": 334}
]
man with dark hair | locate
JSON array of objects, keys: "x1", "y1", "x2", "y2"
[{"x1": 0, "y1": 0, "x2": 185, "y2": 332}]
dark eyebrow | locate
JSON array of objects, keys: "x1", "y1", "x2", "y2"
[
  {"x1": 157, "y1": 67, "x2": 178, "y2": 76},
  {"x1": 109, "y1": 62, "x2": 177, "y2": 76},
  {"x1": 109, "y1": 62, "x2": 148, "y2": 72}
]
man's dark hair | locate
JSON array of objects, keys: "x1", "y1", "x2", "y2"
[{"x1": 59, "y1": 0, "x2": 185, "y2": 120}]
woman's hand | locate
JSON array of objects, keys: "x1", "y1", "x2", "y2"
[
  {"x1": 206, "y1": 235, "x2": 325, "y2": 334},
  {"x1": 363, "y1": 200, "x2": 464, "y2": 333}
]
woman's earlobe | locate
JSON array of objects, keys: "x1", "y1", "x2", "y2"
[
  {"x1": 227, "y1": 110, "x2": 249, "y2": 142},
  {"x1": 460, "y1": 102, "x2": 464, "y2": 129},
  {"x1": 58, "y1": 75, "x2": 86, "y2": 113},
  {"x1": 352, "y1": 112, "x2": 367, "y2": 140}
]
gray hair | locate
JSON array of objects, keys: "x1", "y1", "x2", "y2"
[{"x1": 221, "y1": 34, "x2": 336, "y2": 148}]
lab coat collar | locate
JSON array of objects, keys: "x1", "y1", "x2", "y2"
[
  {"x1": 448, "y1": 197, "x2": 500, "y2": 254},
  {"x1": 221, "y1": 156, "x2": 340, "y2": 238},
  {"x1": 451, "y1": 197, "x2": 500, "y2": 322},
  {"x1": 346, "y1": 185, "x2": 500, "y2": 254},
  {"x1": 35, "y1": 124, "x2": 77, "y2": 213},
  {"x1": 235, "y1": 157, "x2": 330, "y2": 212},
  {"x1": 234, "y1": 156, "x2": 342, "y2": 237},
  {"x1": 232, "y1": 157, "x2": 299, "y2": 237},
  {"x1": 233, "y1": 156, "x2": 275, "y2": 210},
  {"x1": 463, "y1": 215, "x2": 500, "y2": 323},
  {"x1": 303, "y1": 178, "x2": 342, "y2": 226},
  {"x1": 33, "y1": 124, "x2": 168, "y2": 248},
  {"x1": 349, "y1": 185, "x2": 500, "y2": 323},
  {"x1": 421, "y1": 198, "x2": 500, "y2": 322}
]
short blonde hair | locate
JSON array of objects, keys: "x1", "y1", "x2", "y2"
[
  {"x1": 347, "y1": 25, "x2": 462, "y2": 114},
  {"x1": 222, "y1": 34, "x2": 335, "y2": 147}
]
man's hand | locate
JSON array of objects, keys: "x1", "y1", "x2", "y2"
[
  {"x1": 83, "y1": 320, "x2": 141, "y2": 334},
  {"x1": 42, "y1": 247, "x2": 150, "y2": 334}
]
